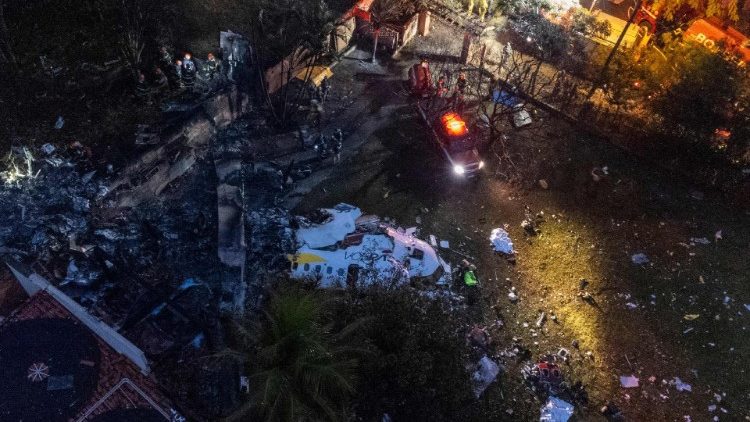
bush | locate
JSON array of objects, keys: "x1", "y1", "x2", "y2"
[{"x1": 333, "y1": 287, "x2": 474, "y2": 421}]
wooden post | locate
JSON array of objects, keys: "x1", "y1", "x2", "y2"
[
  {"x1": 460, "y1": 32, "x2": 472, "y2": 64},
  {"x1": 418, "y1": 10, "x2": 431, "y2": 36}
]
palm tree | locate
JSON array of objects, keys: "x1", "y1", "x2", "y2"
[{"x1": 226, "y1": 286, "x2": 367, "y2": 422}]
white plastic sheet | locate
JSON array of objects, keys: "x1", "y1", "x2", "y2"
[
  {"x1": 490, "y1": 228, "x2": 515, "y2": 254},
  {"x1": 472, "y1": 356, "x2": 500, "y2": 398},
  {"x1": 620, "y1": 375, "x2": 640, "y2": 388}
]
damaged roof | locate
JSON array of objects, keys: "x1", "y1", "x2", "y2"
[{"x1": 0, "y1": 265, "x2": 179, "y2": 422}]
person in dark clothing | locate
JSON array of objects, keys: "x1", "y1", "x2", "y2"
[
  {"x1": 456, "y1": 71, "x2": 468, "y2": 94},
  {"x1": 153, "y1": 67, "x2": 169, "y2": 96},
  {"x1": 320, "y1": 76, "x2": 331, "y2": 102},
  {"x1": 436, "y1": 75, "x2": 448, "y2": 98},
  {"x1": 181, "y1": 53, "x2": 196, "y2": 88},
  {"x1": 135, "y1": 71, "x2": 151, "y2": 103},
  {"x1": 174, "y1": 59, "x2": 183, "y2": 88},
  {"x1": 331, "y1": 128, "x2": 343, "y2": 164},
  {"x1": 203, "y1": 52, "x2": 218, "y2": 80}
]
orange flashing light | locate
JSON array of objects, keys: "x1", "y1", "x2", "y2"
[{"x1": 441, "y1": 112, "x2": 468, "y2": 136}]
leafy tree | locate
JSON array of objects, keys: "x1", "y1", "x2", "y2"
[
  {"x1": 335, "y1": 287, "x2": 474, "y2": 421},
  {"x1": 246, "y1": 0, "x2": 339, "y2": 127},
  {"x1": 227, "y1": 285, "x2": 367, "y2": 422},
  {"x1": 653, "y1": 0, "x2": 739, "y2": 21},
  {"x1": 652, "y1": 42, "x2": 739, "y2": 136},
  {"x1": 91, "y1": 0, "x2": 178, "y2": 76}
]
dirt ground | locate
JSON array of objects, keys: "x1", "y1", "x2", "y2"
[{"x1": 293, "y1": 33, "x2": 750, "y2": 422}]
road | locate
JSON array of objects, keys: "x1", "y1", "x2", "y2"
[{"x1": 579, "y1": 0, "x2": 637, "y2": 21}]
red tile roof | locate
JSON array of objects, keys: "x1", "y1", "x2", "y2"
[{"x1": 3, "y1": 291, "x2": 176, "y2": 421}]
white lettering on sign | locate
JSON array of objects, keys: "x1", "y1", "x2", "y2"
[{"x1": 693, "y1": 33, "x2": 719, "y2": 52}]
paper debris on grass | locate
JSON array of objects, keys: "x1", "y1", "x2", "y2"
[
  {"x1": 472, "y1": 356, "x2": 500, "y2": 398},
  {"x1": 620, "y1": 375, "x2": 640, "y2": 388},
  {"x1": 539, "y1": 397, "x2": 574, "y2": 422},
  {"x1": 439, "y1": 240, "x2": 450, "y2": 249},
  {"x1": 631, "y1": 253, "x2": 649, "y2": 265},
  {"x1": 490, "y1": 228, "x2": 514, "y2": 254},
  {"x1": 672, "y1": 377, "x2": 692, "y2": 392},
  {"x1": 683, "y1": 314, "x2": 700, "y2": 321}
]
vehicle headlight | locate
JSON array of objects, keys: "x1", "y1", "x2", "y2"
[
  {"x1": 478, "y1": 160, "x2": 485, "y2": 169},
  {"x1": 453, "y1": 164, "x2": 465, "y2": 175}
]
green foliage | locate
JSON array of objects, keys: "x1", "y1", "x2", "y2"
[
  {"x1": 370, "y1": 0, "x2": 420, "y2": 23},
  {"x1": 653, "y1": 0, "x2": 739, "y2": 21},
  {"x1": 229, "y1": 285, "x2": 366, "y2": 422},
  {"x1": 566, "y1": 8, "x2": 611, "y2": 39},
  {"x1": 335, "y1": 287, "x2": 474, "y2": 421},
  {"x1": 499, "y1": 0, "x2": 554, "y2": 17},
  {"x1": 652, "y1": 43, "x2": 739, "y2": 135}
]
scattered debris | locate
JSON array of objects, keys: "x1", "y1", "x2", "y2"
[
  {"x1": 672, "y1": 377, "x2": 692, "y2": 392},
  {"x1": 683, "y1": 314, "x2": 700, "y2": 321},
  {"x1": 535, "y1": 311, "x2": 546, "y2": 327},
  {"x1": 490, "y1": 228, "x2": 515, "y2": 254},
  {"x1": 440, "y1": 240, "x2": 450, "y2": 248},
  {"x1": 508, "y1": 288, "x2": 519, "y2": 303},
  {"x1": 289, "y1": 204, "x2": 452, "y2": 287},
  {"x1": 690, "y1": 237, "x2": 710, "y2": 245},
  {"x1": 538, "y1": 179, "x2": 549, "y2": 189},
  {"x1": 631, "y1": 253, "x2": 649, "y2": 265},
  {"x1": 471, "y1": 355, "x2": 501, "y2": 398},
  {"x1": 54, "y1": 116, "x2": 65, "y2": 129},
  {"x1": 715, "y1": 230, "x2": 723, "y2": 241},
  {"x1": 540, "y1": 397, "x2": 574, "y2": 422},
  {"x1": 41, "y1": 144, "x2": 56, "y2": 155},
  {"x1": 620, "y1": 375, "x2": 640, "y2": 388}
]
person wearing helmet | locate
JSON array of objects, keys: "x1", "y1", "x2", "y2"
[
  {"x1": 204, "y1": 52, "x2": 218, "y2": 80},
  {"x1": 181, "y1": 53, "x2": 196, "y2": 88}
]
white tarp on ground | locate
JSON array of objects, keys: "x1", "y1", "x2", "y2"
[
  {"x1": 472, "y1": 356, "x2": 500, "y2": 398},
  {"x1": 539, "y1": 397, "x2": 574, "y2": 422},
  {"x1": 620, "y1": 375, "x2": 640, "y2": 388},
  {"x1": 490, "y1": 228, "x2": 515, "y2": 254},
  {"x1": 295, "y1": 203, "x2": 361, "y2": 249}
]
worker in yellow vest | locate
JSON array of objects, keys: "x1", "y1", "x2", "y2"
[{"x1": 478, "y1": 0, "x2": 488, "y2": 21}]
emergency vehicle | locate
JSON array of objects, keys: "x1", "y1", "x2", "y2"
[{"x1": 417, "y1": 105, "x2": 485, "y2": 177}]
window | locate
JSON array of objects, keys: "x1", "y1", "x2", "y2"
[
  {"x1": 326, "y1": 267, "x2": 333, "y2": 274},
  {"x1": 304, "y1": 263, "x2": 310, "y2": 271},
  {"x1": 292, "y1": 262, "x2": 298, "y2": 270},
  {"x1": 337, "y1": 268, "x2": 345, "y2": 277},
  {"x1": 315, "y1": 265, "x2": 321, "y2": 272}
]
